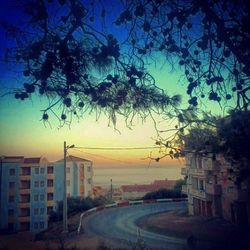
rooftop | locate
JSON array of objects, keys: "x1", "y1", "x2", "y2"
[
  {"x1": 23, "y1": 157, "x2": 41, "y2": 164},
  {"x1": 55, "y1": 155, "x2": 92, "y2": 163}
]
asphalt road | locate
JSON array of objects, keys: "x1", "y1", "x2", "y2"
[{"x1": 82, "y1": 201, "x2": 187, "y2": 250}]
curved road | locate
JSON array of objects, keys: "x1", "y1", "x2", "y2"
[{"x1": 82, "y1": 201, "x2": 187, "y2": 249}]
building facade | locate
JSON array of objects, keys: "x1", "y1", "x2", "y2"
[
  {"x1": 182, "y1": 152, "x2": 250, "y2": 227},
  {"x1": 53, "y1": 156, "x2": 93, "y2": 204},
  {"x1": 0, "y1": 155, "x2": 93, "y2": 233},
  {"x1": 0, "y1": 156, "x2": 54, "y2": 232}
]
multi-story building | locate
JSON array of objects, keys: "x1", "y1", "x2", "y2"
[
  {"x1": 182, "y1": 152, "x2": 250, "y2": 227},
  {"x1": 53, "y1": 155, "x2": 93, "y2": 204},
  {"x1": 0, "y1": 156, "x2": 53, "y2": 232},
  {"x1": 0, "y1": 155, "x2": 93, "y2": 233}
]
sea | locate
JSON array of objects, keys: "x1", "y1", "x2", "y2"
[{"x1": 93, "y1": 165, "x2": 183, "y2": 188}]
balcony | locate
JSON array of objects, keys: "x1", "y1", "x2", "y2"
[
  {"x1": 20, "y1": 175, "x2": 31, "y2": 180},
  {"x1": 47, "y1": 173, "x2": 54, "y2": 179},
  {"x1": 181, "y1": 185, "x2": 187, "y2": 194},
  {"x1": 47, "y1": 200, "x2": 54, "y2": 206},
  {"x1": 205, "y1": 183, "x2": 222, "y2": 195},
  {"x1": 18, "y1": 202, "x2": 30, "y2": 208},
  {"x1": 191, "y1": 188, "x2": 207, "y2": 199},
  {"x1": 47, "y1": 187, "x2": 54, "y2": 193},
  {"x1": 18, "y1": 216, "x2": 30, "y2": 223},
  {"x1": 181, "y1": 167, "x2": 187, "y2": 175},
  {"x1": 202, "y1": 158, "x2": 220, "y2": 171},
  {"x1": 189, "y1": 168, "x2": 205, "y2": 177},
  {"x1": 19, "y1": 189, "x2": 30, "y2": 194}
]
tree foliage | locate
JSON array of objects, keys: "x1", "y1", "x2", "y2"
[
  {"x1": 217, "y1": 110, "x2": 250, "y2": 184},
  {"x1": 49, "y1": 196, "x2": 106, "y2": 222},
  {"x1": 143, "y1": 187, "x2": 186, "y2": 200},
  {"x1": 182, "y1": 110, "x2": 250, "y2": 184},
  {"x1": 1, "y1": 0, "x2": 181, "y2": 127},
  {"x1": 1, "y1": 0, "x2": 250, "y2": 127},
  {"x1": 117, "y1": 0, "x2": 250, "y2": 109}
]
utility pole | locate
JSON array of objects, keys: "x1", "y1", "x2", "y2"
[
  {"x1": 63, "y1": 141, "x2": 68, "y2": 232},
  {"x1": 110, "y1": 178, "x2": 113, "y2": 202},
  {"x1": 63, "y1": 142, "x2": 75, "y2": 233}
]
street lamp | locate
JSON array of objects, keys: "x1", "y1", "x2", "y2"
[
  {"x1": 110, "y1": 178, "x2": 113, "y2": 202},
  {"x1": 63, "y1": 141, "x2": 75, "y2": 233}
]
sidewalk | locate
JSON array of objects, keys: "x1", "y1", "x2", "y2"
[{"x1": 137, "y1": 210, "x2": 250, "y2": 250}]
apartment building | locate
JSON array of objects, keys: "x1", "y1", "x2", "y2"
[
  {"x1": 53, "y1": 155, "x2": 93, "y2": 204},
  {"x1": 0, "y1": 155, "x2": 93, "y2": 233},
  {"x1": 0, "y1": 156, "x2": 54, "y2": 232},
  {"x1": 181, "y1": 152, "x2": 250, "y2": 227}
]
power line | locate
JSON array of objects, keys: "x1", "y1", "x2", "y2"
[
  {"x1": 71, "y1": 148, "x2": 149, "y2": 167},
  {"x1": 73, "y1": 146, "x2": 161, "y2": 150}
]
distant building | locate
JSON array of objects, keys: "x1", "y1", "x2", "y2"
[
  {"x1": 111, "y1": 187, "x2": 123, "y2": 201},
  {"x1": 93, "y1": 186, "x2": 107, "y2": 198},
  {"x1": 181, "y1": 152, "x2": 250, "y2": 227},
  {"x1": 121, "y1": 179, "x2": 176, "y2": 200},
  {"x1": 0, "y1": 155, "x2": 93, "y2": 233}
]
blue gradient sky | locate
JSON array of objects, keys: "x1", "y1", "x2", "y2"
[{"x1": 0, "y1": 1, "x2": 230, "y2": 167}]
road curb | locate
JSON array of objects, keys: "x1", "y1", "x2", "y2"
[{"x1": 77, "y1": 198, "x2": 187, "y2": 234}]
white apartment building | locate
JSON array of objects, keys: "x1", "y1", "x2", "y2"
[{"x1": 54, "y1": 156, "x2": 93, "y2": 204}]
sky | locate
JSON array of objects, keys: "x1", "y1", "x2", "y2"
[{"x1": 0, "y1": 0, "x2": 227, "y2": 168}]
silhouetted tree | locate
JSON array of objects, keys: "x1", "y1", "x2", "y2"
[
  {"x1": 1, "y1": 0, "x2": 180, "y2": 128},
  {"x1": 2, "y1": 0, "x2": 249, "y2": 127},
  {"x1": 116, "y1": 0, "x2": 250, "y2": 110},
  {"x1": 181, "y1": 110, "x2": 250, "y2": 184},
  {"x1": 1, "y1": 1, "x2": 250, "y2": 164}
]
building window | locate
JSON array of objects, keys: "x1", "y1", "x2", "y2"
[
  {"x1": 47, "y1": 206, "x2": 53, "y2": 215},
  {"x1": 87, "y1": 166, "x2": 91, "y2": 172},
  {"x1": 40, "y1": 208, "x2": 45, "y2": 215},
  {"x1": 34, "y1": 167, "x2": 39, "y2": 174},
  {"x1": 227, "y1": 186, "x2": 234, "y2": 193},
  {"x1": 40, "y1": 181, "x2": 45, "y2": 187},
  {"x1": 20, "y1": 194, "x2": 30, "y2": 203},
  {"x1": 66, "y1": 167, "x2": 70, "y2": 173},
  {"x1": 8, "y1": 223, "x2": 14, "y2": 230},
  {"x1": 20, "y1": 208, "x2": 30, "y2": 217},
  {"x1": 9, "y1": 182, "x2": 15, "y2": 189},
  {"x1": 47, "y1": 166, "x2": 53, "y2": 174},
  {"x1": 34, "y1": 208, "x2": 39, "y2": 215},
  {"x1": 47, "y1": 193, "x2": 53, "y2": 201},
  {"x1": 199, "y1": 180, "x2": 204, "y2": 191},
  {"x1": 34, "y1": 194, "x2": 39, "y2": 201},
  {"x1": 67, "y1": 193, "x2": 70, "y2": 197},
  {"x1": 40, "y1": 194, "x2": 45, "y2": 201},
  {"x1": 47, "y1": 180, "x2": 53, "y2": 187},
  {"x1": 34, "y1": 222, "x2": 38, "y2": 229},
  {"x1": 40, "y1": 221, "x2": 44, "y2": 229},
  {"x1": 66, "y1": 180, "x2": 70, "y2": 186},
  {"x1": 8, "y1": 209, "x2": 14, "y2": 216},
  {"x1": 34, "y1": 181, "x2": 39, "y2": 188},
  {"x1": 40, "y1": 167, "x2": 45, "y2": 174},
  {"x1": 88, "y1": 178, "x2": 91, "y2": 184},
  {"x1": 8, "y1": 195, "x2": 14, "y2": 203},
  {"x1": 9, "y1": 169, "x2": 15, "y2": 176}
]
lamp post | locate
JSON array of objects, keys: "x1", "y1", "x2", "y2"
[
  {"x1": 63, "y1": 141, "x2": 74, "y2": 233},
  {"x1": 110, "y1": 178, "x2": 113, "y2": 202}
]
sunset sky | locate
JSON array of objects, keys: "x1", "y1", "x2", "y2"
[{"x1": 0, "y1": 1, "x2": 229, "y2": 168}]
